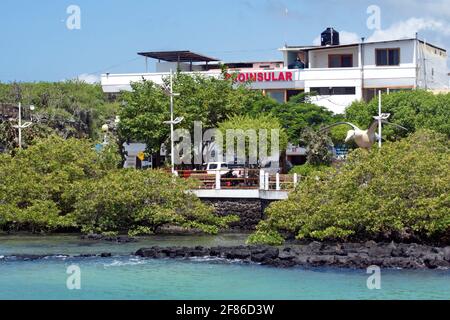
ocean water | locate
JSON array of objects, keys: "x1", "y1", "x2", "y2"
[{"x1": 0, "y1": 235, "x2": 449, "y2": 300}]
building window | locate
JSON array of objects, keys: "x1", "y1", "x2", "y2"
[
  {"x1": 266, "y1": 90, "x2": 285, "y2": 103},
  {"x1": 287, "y1": 90, "x2": 305, "y2": 102},
  {"x1": 376, "y1": 48, "x2": 400, "y2": 66},
  {"x1": 311, "y1": 87, "x2": 356, "y2": 95},
  {"x1": 328, "y1": 54, "x2": 353, "y2": 68}
]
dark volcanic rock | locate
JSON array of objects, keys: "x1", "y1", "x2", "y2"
[
  {"x1": 133, "y1": 242, "x2": 450, "y2": 270},
  {"x1": 80, "y1": 234, "x2": 137, "y2": 243},
  {"x1": 443, "y1": 247, "x2": 450, "y2": 261},
  {"x1": 81, "y1": 234, "x2": 104, "y2": 241}
]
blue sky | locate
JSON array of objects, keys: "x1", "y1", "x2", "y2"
[{"x1": 1, "y1": 0, "x2": 449, "y2": 83}]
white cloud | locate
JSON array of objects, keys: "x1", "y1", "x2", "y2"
[
  {"x1": 313, "y1": 30, "x2": 361, "y2": 46},
  {"x1": 77, "y1": 73, "x2": 100, "y2": 84},
  {"x1": 386, "y1": 0, "x2": 450, "y2": 19},
  {"x1": 339, "y1": 31, "x2": 361, "y2": 44},
  {"x1": 367, "y1": 17, "x2": 450, "y2": 42},
  {"x1": 311, "y1": 18, "x2": 450, "y2": 46}
]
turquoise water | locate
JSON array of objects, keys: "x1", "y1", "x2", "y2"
[{"x1": 1, "y1": 235, "x2": 449, "y2": 300}]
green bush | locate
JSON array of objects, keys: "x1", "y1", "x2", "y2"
[
  {"x1": 0, "y1": 136, "x2": 116, "y2": 232},
  {"x1": 218, "y1": 114, "x2": 289, "y2": 159},
  {"x1": 249, "y1": 130, "x2": 450, "y2": 244},
  {"x1": 345, "y1": 90, "x2": 450, "y2": 139},
  {"x1": 289, "y1": 164, "x2": 331, "y2": 177},
  {"x1": 0, "y1": 136, "x2": 233, "y2": 234},
  {"x1": 69, "y1": 169, "x2": 238, "y2": 236}
]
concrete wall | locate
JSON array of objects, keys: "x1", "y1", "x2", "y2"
[
  {"x1": 417, "y1": 42, "x2": 449, "y2": 90},
  {"x1": 363, "y1": 40, "x2": 415, "y2": 67}
]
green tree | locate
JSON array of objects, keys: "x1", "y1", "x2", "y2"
[
  {"x1": 218, "y1": 114, "x2": 288, "y2": 164},
  {"x1": 249, "y1": 130, "x2": 450, "y2": 245},
  {"x1": 247, "y1": 92, "x2": 347, "y2": 145},
  {"x1": 0, "y1": 136, "x2": 120, "y2": 232},
  {"x1": 345, "y1": 90, "x2": 450, "y2": 139},
  {"x1": 118, "y1": 73, "x2": 274, "y2": 165},
  {"x1": 0, "y1": 81, "x2": 119, "y2": 150},
  {"x1": 0, "y1": 136, "x2": 236, "y2": 235},
  {"x1": 300, "y1": 128, "x2": 334, "y2": 166},
  {"x1": 69, "y1": 169, "x2": 237, "y2": 236}
]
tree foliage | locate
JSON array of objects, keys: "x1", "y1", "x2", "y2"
[
  {"x1": 345, "y1": 90, "x2": 450, "y2": 139},
  {"x1": 0, "y1": 136, "x2": 113, "y2": 232},
  {"x1": 300, "y1": 128, "x2": 334, "y2": 166},
  {"x1": 249, "y1": 130, "x2": 450, "y2": 245},
  {"x1": 248, "y1": 92, "x2": 346, "y2": 145},
  {"x1": 0, "y1": 136, "x2": 233, "y2": 234},
  {"x1": 118, "y1": 73, "x2": 273, "y2": 158},
  {"x1": 218, "y1": 114, "x2": 288, "y2": 163},
  {"x1": 0, "y1": 81, "x2": 119, "y2": 150},
  {"x1": 69, "y1": 169, "x2": 237, "y2": 236}
]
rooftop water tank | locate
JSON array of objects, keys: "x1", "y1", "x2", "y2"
[{"x1": 321, "y1": 28, "x2": 340, "y2": 46}]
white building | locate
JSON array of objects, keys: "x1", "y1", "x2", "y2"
[{"x1": 101, "y1": 30, "x2": 448, "y2": 114}]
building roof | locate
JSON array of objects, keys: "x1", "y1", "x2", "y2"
[
  {"x1": 137, "y1": 50, "x2": 220, "y2": 63},
  {"x1": 280, "y1": 38, "x2": 447, "y2": 53}
]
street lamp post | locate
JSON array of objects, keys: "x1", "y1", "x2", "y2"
[
  {"x1": 373, "y1": 90, "x2": 391, "y2": 149},
  {"x1": 12, "y1": 102, "x2": 35, "y2": 149},
  {"x1": 378, "y1": 91, "x2": 382, "y2": 149},
  {"x1": 163, "y1": 70, "x2": 183, "y2": 174}
]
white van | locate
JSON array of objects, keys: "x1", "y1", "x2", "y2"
[{"x1": 206, "y1": 162, "x2": 230, "y2": 175}]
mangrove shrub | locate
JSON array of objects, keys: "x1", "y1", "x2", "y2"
[{"x1": 249, "y1": 130, "x2": 450, "y2": 245}]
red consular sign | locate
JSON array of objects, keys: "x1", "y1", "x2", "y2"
[{"x1": 225, "y1": 71, "x2": 294, "y2": 83}]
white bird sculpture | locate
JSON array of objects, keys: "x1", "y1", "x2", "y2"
[{"x1": 321, "y1": 119, "x2": 407, "y2": 149}]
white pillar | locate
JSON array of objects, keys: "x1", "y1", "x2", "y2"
[
  {"x1": 293, "y1": 173, "x2": 298, "y2": 188},
  {"x1": 265, "y1": 172, "x2": 270, "y2": 191},
  {"x1": 215, "y1": 171, "x2": 221, "y2": 190},
  {"x1": 259, "y1": 169, "x2": 265, "y2": 190},
  {"x1": 276, "y1": 173, "x2": 281, "y2": 191}
]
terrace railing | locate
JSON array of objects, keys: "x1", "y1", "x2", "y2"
[{"x1": 175, "y1": 169, "x2": 300, "y2": 191}]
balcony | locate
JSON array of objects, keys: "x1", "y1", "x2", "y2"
[{"x1": 101, "y1": 65, "x2": 417, "y2": 93}]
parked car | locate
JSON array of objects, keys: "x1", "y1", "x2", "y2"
[
  {"x1": 206, "y1": 162, "x2": 230, "y2": 175},
  {"x1": 206, "y1": 162, "x2": 246, "y2": 177}
]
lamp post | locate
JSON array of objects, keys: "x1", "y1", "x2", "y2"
[
  {"x1": 163, "y1": 70, "x2": 183, "y2": 174},
  {"x1": 378, "y1": 92, "x2": 382, "y2": 149},
  {"x1": 373, "y1": 90, "x2": 391, "y2": 149},
  {"x1": 12, "y1": 102, "x2": 35, "y2": 149}
]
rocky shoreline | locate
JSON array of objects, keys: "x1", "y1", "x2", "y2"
[
  {"x1": 135, "y1": 242, "x2": 450, "y2": 269},
  {"x1": 2, "y1": 241, "x2": 449, "y2": 270}
]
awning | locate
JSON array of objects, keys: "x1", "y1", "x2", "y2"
[{"x1": 137, "y1": 50, "x2": 220, "y2": 63}]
